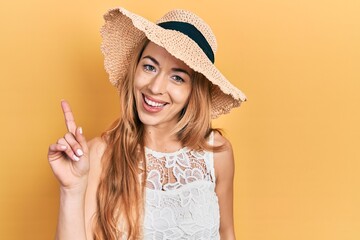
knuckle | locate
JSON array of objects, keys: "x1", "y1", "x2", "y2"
[
  {"x1": 74, "y1": 142, "x2": 82, "y2": 148},
  {"x1": 64, "y1": 132, "x2": 74, "y2": 140},
  {"x1": 72, "y1": 143, "x2": 82, "y2": 153},
  {"x1": 65, "y1": 149, "x2": 74, "y2": 157},
  {"x1": 57, "y1": 138, "x2": 66, "y2": 144}
]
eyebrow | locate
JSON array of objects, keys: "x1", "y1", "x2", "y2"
[
  {"x1": 142, "y1": 55, "x2": 192, "y2": 77},
  {"x1": 142, "y1": 55, "x2": 159, "y2": 66}
]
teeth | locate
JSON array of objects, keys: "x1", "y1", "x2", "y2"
[{"x1": 144, "y1": 96, "x2": 166, "y2": 107}]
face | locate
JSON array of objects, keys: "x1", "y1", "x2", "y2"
[{"x1": 134, "y1": 42, "x2": 193, "y2": 130}]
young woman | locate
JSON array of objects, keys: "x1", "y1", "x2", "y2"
[{"x1": 48, "y1": 7, "x2": 246, "y2": 240}]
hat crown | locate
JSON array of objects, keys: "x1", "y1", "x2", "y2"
[{"x1": 156, "y1": 9, "x2": 218, "y2": 54}]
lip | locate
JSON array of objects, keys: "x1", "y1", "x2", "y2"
[
  {"x1": 141, "y1": 94, "x2": 168, "y2": 113},
  {"x1": 143, "y1": 94, "x2": 168, "y2": 104}
]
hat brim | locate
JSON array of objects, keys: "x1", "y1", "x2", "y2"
[{"x1": 101, "y1": 7, "x2": 246, "y2": 119}]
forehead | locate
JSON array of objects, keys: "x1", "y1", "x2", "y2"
[{"x1": 141, "y1": 42, "x2": 193, "y2": 72}]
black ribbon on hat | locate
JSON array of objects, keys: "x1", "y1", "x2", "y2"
[{"x1": 158, "y1": 21, "x2": 215, "y2": 63}]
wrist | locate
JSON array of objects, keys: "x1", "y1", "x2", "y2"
[{"x1": 60, "y1": 178, "x2": 88, "y2": 197}]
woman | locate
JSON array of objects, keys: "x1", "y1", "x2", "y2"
[{"x1": 48, "y1": 7, "x2": 246, "y2": 240}]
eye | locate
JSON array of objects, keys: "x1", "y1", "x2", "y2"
[
  {"x1": 143, "y1": 64, "x2": 156, "y2": 72},
  {"x1": 172, "y1": 75, "x2": 185, "y2": 83}
]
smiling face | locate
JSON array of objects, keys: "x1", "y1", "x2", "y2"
[{"x1": 134, "y1": 42, "x2": 193, "y2": 130}]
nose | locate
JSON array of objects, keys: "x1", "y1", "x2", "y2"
[{"x1": 147, "y1": 73, "x2": 167, "y2": 95}]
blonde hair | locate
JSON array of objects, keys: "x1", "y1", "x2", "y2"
[{"x1": 93, "y1": 38, "x2": 217, "y2": 239}]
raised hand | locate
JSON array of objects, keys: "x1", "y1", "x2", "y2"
[{"x1": 48, "y1": 100, "x2": 90, "y2": 190}]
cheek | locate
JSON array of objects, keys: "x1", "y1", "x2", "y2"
[
  {"x1": 134, "y1": 70, "x2": 146, "y2": 90},
  {"x1": 172, "y1": 86, "x2": 192, "y2": 105},
  {"x1": 133, "y1": 75, "x2": 145, "y2": 103}
]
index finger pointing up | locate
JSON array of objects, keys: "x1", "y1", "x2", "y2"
[{"x1": 61, "y1": 100, "x2": 77, "y2": 134}]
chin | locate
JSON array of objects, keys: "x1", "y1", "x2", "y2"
[{"x1": 137, "y1": 109, "x2": 161, "y2": 126}]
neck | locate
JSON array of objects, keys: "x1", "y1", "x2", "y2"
[{"x1": 143, "y1": 125, "x2": 183, "y2": 153}]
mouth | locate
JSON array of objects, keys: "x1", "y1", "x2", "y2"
[{"x1": 142, "y1": 94, "x2": 168, "y2": 108}]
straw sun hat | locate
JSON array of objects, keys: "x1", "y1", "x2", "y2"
[{"x1": 100, "y1": 7, "x2": 246, "y2": 118}]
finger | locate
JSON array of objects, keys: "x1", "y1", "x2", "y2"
[
  {"x1": 48, "y1": 143, "x2": 68, "y2": 161},
  {"x1": 58, "y1": 137, "x2": 80, "y2": 161},
  {"x1": 75, "y1": 127, "x2": 88, "y2": 153},
  {"x1": 61, "y1": 100, "x2": 77, "y2": 134},
  {"x1": 64, "y1": 132, "x2": 84, "y2": 160},
  {"x1": 48, "y1": 143, "x2": 67, "y2": 154}
]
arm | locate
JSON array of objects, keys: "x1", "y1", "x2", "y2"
[
  {"x1": 213, "y1": 132, "x2": 236, "y2": 239},
  {"x1": 55, "y1": 137, "x2": 104, "y2": 240},
  {"x1": 56, "y1": 180, "x2": 88, "y2": 240},
  {"x1": 48, "y1": 101, "x2": 103, "y2": 240}
]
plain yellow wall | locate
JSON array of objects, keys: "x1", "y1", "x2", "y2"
[{"x1": 1, "y1": 0, "x2": 359, "y2": 239}]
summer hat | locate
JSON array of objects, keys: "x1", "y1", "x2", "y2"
[{"x1": 101, "y1": 7, "x2": 247, "y2": 118}]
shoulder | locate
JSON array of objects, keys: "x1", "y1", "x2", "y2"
[
  {"x1": 88, "y1": 136, "x2": 107, "y2": 153},
  {"x1": 88, "y1": 137, "x2": 107, "y2": 163},
  {"x1": 212, "y1": 130, "x2": 231, "y2": 148},
  {"x1": 87, "y1": 137, "x2": 107, "y2": 179},
  {"x1": 212, "y1": 131, "x2": 235, "y2": 181}
]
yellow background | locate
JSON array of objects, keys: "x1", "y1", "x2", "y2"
[{"x1": 1, "y1": 0, "x2": 359, "y2": 239}]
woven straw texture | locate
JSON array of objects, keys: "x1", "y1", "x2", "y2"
[{"x1": 101, "y1": 7, "x2": 246, "y2": 118}]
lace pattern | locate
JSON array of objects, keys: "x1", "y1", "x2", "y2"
[
  {"x1": 143, "y1": 146, "x2": 220, "y2": 239},
  {"x1": 145, "y1": 147, "x2": 215, "y2": 191}
]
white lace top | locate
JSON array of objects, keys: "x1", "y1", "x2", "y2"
[{"x1": 142, "y1": 145, "x2": 220, "y2": 239}]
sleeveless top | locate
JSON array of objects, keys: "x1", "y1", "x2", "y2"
[{"x1": 142, "y1": 140, "x2": 220, "y2": 239}]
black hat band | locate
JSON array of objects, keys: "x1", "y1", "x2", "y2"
[{"x1": 158, "y1": 21, "x2": 215, "y2": 63}]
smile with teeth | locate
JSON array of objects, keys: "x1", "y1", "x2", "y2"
[{"x1": 143, "y1": 95, "x2": 167, "y2": 108}]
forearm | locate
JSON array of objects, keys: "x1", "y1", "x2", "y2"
[
  {"x1": 56, "y1": 186, "x2": 88, "y2": 240},
  {"x1": 218, "y1": 193, "x2": 236, "y2": 240},
  {"x1": 220, "y1": 228, "x2": 236, "y2": 240}
]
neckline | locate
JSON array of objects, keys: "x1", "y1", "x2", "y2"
[{"x1": 144, "y1": 146, "x2": 188, "y2": 157}]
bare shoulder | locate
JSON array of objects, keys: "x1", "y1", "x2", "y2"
[
  {"x1": 212, "y1": 131, "x2": 235, "y2": 181},
  {"x1": 87, "y1": 137, "x2": 107, "y2": 166},
  {"x1": 213, "y1": 131, "x2": 231, "y2": 148},
  {"x1": 86, "y1": 137, "x2": 106, "y2": 194},
  {"x1": 88, "y1": 137, "x2": 107, "y2": 157},
  {"x1": 86, "y1": 136, "x2": 107, "y2": 185}
]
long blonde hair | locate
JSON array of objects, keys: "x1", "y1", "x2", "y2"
[{"x1": 93, "y1": 38, "x2": 216, "y2": 239}]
